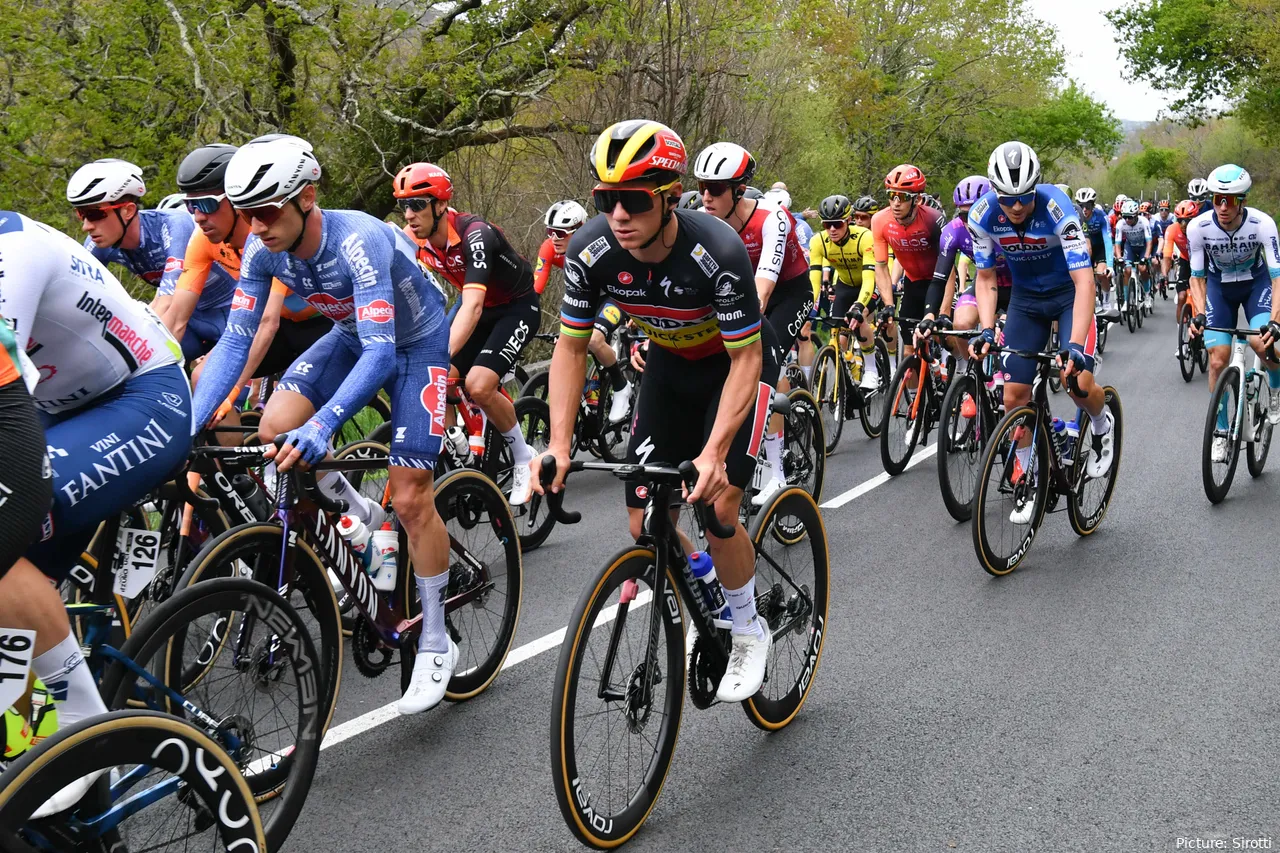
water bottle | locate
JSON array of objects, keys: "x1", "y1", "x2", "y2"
[
  {"x1": 585, "y1": 375, "x2": 601, "y2": 407},
  {"x1": 445, "y1": 425, "x2": 474, "y2": 467},
  {"x1": 688, "y1": 551, "x2": 731, "y2": 629},
  {"x1": 1062, "y1": 420, "x2": 1079, "y2": 467},
  {"x1": 336, "y1": 515, "x2": 383, "y2": 580},
  {"x1": 1049, "y1": 418, "x2": 1067, "y2": 462},
  {"x1": 231, "y1": 474, "x2": 271, "y2": 520},
  {"x1": 370, "y1": 522, "x2": 399, "y2": 592}
]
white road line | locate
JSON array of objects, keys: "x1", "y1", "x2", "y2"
[{"x1": 320, "y1": 445, "x2": 935, "y2": 752}]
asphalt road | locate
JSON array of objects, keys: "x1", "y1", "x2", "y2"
[{"x1": 284, "y1": 301, "x2": 1280, "y2": 853}]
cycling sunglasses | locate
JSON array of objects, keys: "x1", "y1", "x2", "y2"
[
  {"x1": 184, "y1": 194, "x2": 226, "y2": 215},
  {"x1": 591, "y1": 180, "x2": 679, "y2": 215},
  {"x1": 697, "y1": 181, "x2": 734, "y2": 198},
  {"x1": 1123, "y1": 215, "x2": 1138, "y2": 222},
  {"x1": 74, "y1": 202, "x2": 131, "y2": 222},
  {"x1": 547, "y1": 227, "x2": 577, "y2": 239},
  {"x1": 1176, "y1": 217, "x2": 1191, "y2": 225},
  {"x1": 887, "y1": 191, "x2": 918, "y2": 203},
  {"x1": 397, "y1": 197, "x2": 431, "y2": 213},
  {"x1": 997, "y1": 191, "x2": 1036, "y2": 206},
  {"x1": 822, "y1": 219, "x2": 848, "y2": 228},
  {"x1": 235, "y1": 185, "x2": 306, "y2": 225},
  {"x1": 1212, "y1": 193, "x2": 1244, "y2": 207}
]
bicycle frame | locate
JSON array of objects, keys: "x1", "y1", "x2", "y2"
[
  {"x1": 1206, "y1": 327, "x2": 1268, "y2": 445},
  {"x1": 1002, "y1": 350, "x2": 1089, "y2": 501}
]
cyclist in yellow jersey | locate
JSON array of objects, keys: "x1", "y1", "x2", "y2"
[{"x1": 810, "y1": 195, "x2": 881, "y2": 388}]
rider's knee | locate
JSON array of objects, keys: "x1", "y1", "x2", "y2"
[
  {"x1": 628, "y1": 508, "x2": 644, "y2": 541},
  {"x1": 391, "y1": 471, "x2": 438, "y2": 528},
  {"x1": 464, "y1": 370, "x2": 499, "y2": 403}
]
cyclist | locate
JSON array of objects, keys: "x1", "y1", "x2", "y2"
[
  {"x1": 1188, "y1": 178, "x2": 1211, "y2": 216},
  {"x1": 678, "y1": 190, "x2": 703, "y2": 210},
  {"x1": 394, "y1": 161, "x2": 539, "y2": 504},
  {"x1": 189, "y1": 137, "x2": 459, "y2": 714},
  {"x1": 694, "y1": 141, "x2": 812, "y2": 505},
  {"x1": 851, "y1": 195, "x2": 879, "y2": 231},
  {"x1": 809, "y1": 194, "x2": 878, "y2": 389},
  {"x1": 768, "y1": 189, "x2": 814, "y2": 260},
  {"x1": 0, "y1": 210, "x2": 189, "y2": 738},
  {"x1": 1187, "y1": 165, "x2": 1280, "y2": 458},
  {"x1": 534, "y1": 199, "x2": 635, "y2": 423},
  {"x1": 156, "y1": 193, "x2": 187, "y2": 210},
  {"x1": 873, "y1": 164, "x2": 942, "y2": 364},
  {"x1": 534, "y1": 119, "x2": 780, "y2": 702},
  {"x1": 1163, "y1": 199, "x2": 1199, "y2": 345},
  {"x1": 172, "y1": 142, "x2": 334, "y2": 433},
  {"x1": 1074, "y1": 187, "x2": 1118, "y2": 318},
  {"x1": 1114, "y1": 199, "x2": 1154, "y2": 308},
  {"x1": 1150, "y1": 200, "x2": 1173, "y2": 293},
  {"x1": 968, "y1": 141, "x2": 1116, "y2": 521},
  {"x1": 68, "y1": 158, "x2": 194, "y2": 326}
]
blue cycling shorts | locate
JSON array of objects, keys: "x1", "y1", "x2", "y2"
[
  {"x1": 28, "y1": 364, "x2": 193, "y2": 580},
  {"x1": 277, "y1": 327, "x2": 450, "y2": 470},
  {"x1": 1002, "y1": 287, "x2": 1097, "y2": 385},
  {"x1": 182, "y1": 306, "x2": 229, "y2": 361},
  {"x1": 1204, "y1": 273, "x2": 1273, "y2": 349},
  {"x1": 1121, "y1": 244, "x2": 1147, "y2": 265}
]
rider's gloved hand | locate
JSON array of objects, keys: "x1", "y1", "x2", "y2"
[
  {"x1": 1192, "y1": 312, "x2": 1207, "y2": 332},
  {"x1": 915, "y1": 317, "x2": 936, "y2": 339},
  {"x1": 283, "y1": 419, "x2": 332, "y2": 466},
  {"x1": 876, "y1": 305, "x2": 895, "y2": 325},
  {"x1": 846, "y1": 301, "x2": 865, "y2": 325},
  {"x1": 935, "y1": 315, "x2": 954, "y2": 331},
  {"x1": 970, "y1": 326, "x2": 997, "y2": 359},
  {"x1": 1263, "y1": 320, "x2": 1280, "y2": 349},
  {"x1": 1060, "y1": 342, "x2": 1088, "y2": 373}
]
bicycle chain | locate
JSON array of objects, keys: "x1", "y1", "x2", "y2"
[{"x1": 351, "y1": 615, "x2": 394, "y2": 678}]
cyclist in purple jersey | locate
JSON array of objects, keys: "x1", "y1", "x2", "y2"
[{"x1": 189, "y1": 135, "x2": 460, "y2": 716}]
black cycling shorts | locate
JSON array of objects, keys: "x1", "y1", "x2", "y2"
[
  {"x1": 997, "y1": 286, "x2": 1011, "y2": 314},
  {"x1": 0, "y1": 379, "x2": 52, "y2": 580},
  {"x1": 625, "y1": 323, "x2": 781, "y2": 509},
  {"x1": 896, "y1": 277, "x2": 931, "y2": 325},
  {"x1": 831, "y1": 283, "x2": 863, "y2": 323},
  {"x1": 453, "y1": 290, "x2": 542, "y2": 378},
  {"x1": 254, "y1": 315, "x2": 334, "y2": 378},
  {"x1": 1173, "y1": 258, "x2": 1191, "y2": 293},
  {"x1": 593, "y1": 301, "x2": 627, "y2": 339},
  {"x1": 763, "y1": 275, "x2": 814, "y2": 355}
]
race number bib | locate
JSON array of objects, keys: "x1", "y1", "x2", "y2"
[
  {"x1": 0, "y1": 629, "x2": 36, "y2": 712},
  {"x1": 113, "y1": 527, "x2": 161, "y2": 599}
]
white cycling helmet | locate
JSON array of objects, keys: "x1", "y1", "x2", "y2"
[
  {"x1": 692, "y1": 142, "x2": 756, "y2": 183},
  {"x1": 1207, "y1": 164, "x2": 1251, "y2": 196},
  {"x1": 1187, "y1": 178, "x2": 1209, "y2": 200},
  {"x1": 67, "y1": 158, "x2": 146, "y2": 206},
  {"x1": 545, "y1": 200, "x2": 589, "y2": 230},
  {"x1": 1115, "y1": 193, "x2": 1129, "y2": 205},
  {"x1": 1120, "y1": 199, "x2": 1139, "y2": 217},
  {"x1": 155, "y1": 193, "x2": 186, "y2": 211},
  {"x1": 765, "y1": 188, "x2": 792, "y2": 209},
  {"x1": 987, "y1": 141, "x2": 1040, "y2": 196},
  {"x1": 1074, "y1": 187, "x2": 1097, "y2": 204},
  {"x1": 225, "y1": 136, "x2": 321, "y2": 208}
]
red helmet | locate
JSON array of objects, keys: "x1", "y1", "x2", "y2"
[
  {"x1": 1139, "y1": 200, "x2": 1153, "y2": 214},
  {"x1": 884, "y1": 164, "x2": 927, "y2": 193},
  {"x1": 1113, "y1": 200, "x2": 1123, "y2": 213},
  {"x1": 1174, "y1": 199, "x2": 1199, "y2": 218},
  {"x1": 1158, "y1": 199, "x2": 1170, "y2": 210},
  {"x1": 393, "y1": 162, "x2": 453, "y2": 200}
]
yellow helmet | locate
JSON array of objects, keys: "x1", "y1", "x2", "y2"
[{"x1": 590, "y1": 120, "x2": 687, "y2": 184}]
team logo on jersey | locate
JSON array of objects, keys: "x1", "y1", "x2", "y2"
[
  {"x1": 535, "y1": 257, "x2": 545, "y2": 274},
  {"x1": 997, "y1": 235, "x2": 1049, "y2": 254},
  {"x1": 419, "y1": 365, "x2": 449, "y2": 438},
  {"x1": 564, "y1": 260, "x2": 584, "y2": 285},
  {"x1": 618, "y1": 271, "x2": 634, "y2": 285},
  {"x1": 74, "y1": 291, "x2": 155, "y2": 369},
  {"x1": 1060, "y1": 222, "x2": 1083, "y2": 243},
  {"x1": 305, "y1": 292, "x2": 355, "y2": 320},
  {"x1": 231, "y1": 288, "x2": 256, "y2": 313},
  {"x1": 579, "y1": 237, "x2": 611, "y2": 267},
  {"x1": 691, "y1": 243, "x2": 719, "y2": 277},
  {"x1": 358, "y1": 299, "x2": 395, "y2": 323},
  {"x1": 601, "y1": 304, "x2": 622, "y2": 324},
  {"x1": 971, "y1": 198, "x2": 990, "y2": 220},
  {"x1": 1047, "y1": 199, "x2": 1065, "y2": 223},
  {"x1": 713, "y1": 270, "x2": 740, "y2": 298},
  {"x1": 634, "y1": 484, "x2": 649, "y2": 500}
]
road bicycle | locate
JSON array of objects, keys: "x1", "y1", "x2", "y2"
[
  {"x1": 1119, "y1": 260, "x2": 1144, "y2": 333},
  {"x1": 971, "y1": 349, "x2": 1123, "y2": 576},
  {"x1": 810, "y1": 307, "x2": 893, "y2": 452},
  {"x1": 737, "y1": 387, "x2": 824, "y2": 540},
  {"x1": 543, "y1": 458, "x2": 828, "y2": 848},
  {"x1": 1200, "y1": 326, "x2": 1276, "y2": 503},
  {"x1": 933, "y1": 329, "x2": 1002, "y2": 521},
  {"x1": 881, "y1": 324, "x2": 950, "y2": 476},
  {"x1": 1176, "y1": 299, "x2": 1209, "y2": 383}
]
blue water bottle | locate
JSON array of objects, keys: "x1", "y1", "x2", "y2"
[
  {"x1": 1062, "y1": 420, "x2": 1079, "y2": 466},
  {"x1": 689, "y1": 551, "x2": 731, "y2": 627},
  {"x1": 1049, "y1": 417, "x2": 1066, "y2": 460}
]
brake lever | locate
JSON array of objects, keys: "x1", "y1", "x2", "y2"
[
  {"x1": 538, "y1": 457, "x2": 581, "y2": 524},
  {"x1": 677, "y1": 460, "x2": 736, "y2": 539},
  {"x1": 273, "y1": 436, "x2": 348, "y2": 514}
]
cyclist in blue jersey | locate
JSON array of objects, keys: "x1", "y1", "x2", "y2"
[
  {"x1": 1114, "y1": 199, "x2": 1155, "y2": 309},
  {"x1": 1186, "y1": 165, "x2": 1280, "y2": 461},
  {"x1": 967, "y1": 142, "x2": 1116, "y2": 520},
  {"x1": 189, "y1": 135, "x2": 459, "y2": 715},
  {"x1": 1073, "y1": 187, "x2": 1118, "y2": 319},
  {"x1": 1188, "y1": 178, "x2": 1211, "y2": 217}
]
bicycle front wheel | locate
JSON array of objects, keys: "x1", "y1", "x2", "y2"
[
  {"x1": 937, "y1": 373, "x2": 982, "y2": 521},
  {"x1": 1202, "y1": 366, "x2": 1241, "y2": 504},
  {"x1": 972, "y1": 406, "x2": 1050, "y2": 576},
  {"x1": 859, "y1": 340, "x2": 892, "y2": 438},
  {"x1": 881, "y1": 354, "x2": 925, "y2": 476},
  {"x1": 1247, "y1": 378, "x2": 1273, "y2": 478},
  {"x1": 812, "y1": 345, "x2": 843, "y2": 453},
  {"x1": 1068, "y1": 386, "x2": 1124, "y2": 536},
  {"x1": 550, "y1": 548, "x2": 684, "y2": 849},
  {"x1": 1178, "y1": 306, "x2": 1195, "y2": 382},
  {"x1": 512, "y1": 396, "x2": 558, "y2": 550}
]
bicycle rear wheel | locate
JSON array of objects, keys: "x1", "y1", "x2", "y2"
[
  {"x1": 784, "y1": 388, "x2": 824, "y2": 503},
  {"x1": 550, "y1": 548, "x2": 684, "y2": 849},
  {"x1": 1202, "y1": 366, "x2": 1241, "y2": 504},
  {"x1": 1247, "y1": 379, "x2": 1273, "y2": 478},
  {"x1": 0, "y1": 711, "x2": 266, "y2": 852},
  {"x1": 1178, "y1": 306, "x2": 1195, "y2": 382},
  {"x1": 972, "y1": 406, "x2": 1050, "y2": 576},
  {"x1": 812, "y1": 345, "x2": 843, "y2": 454},
  {"x1": 858, "y1": 340, "x2": 892, "y2": 438},
  {"x1": 1125, "y1": 280, "x2": 1137, "y2": 333},
  {"x1": 881, "y1": 355, "x2": 925, "y2": 476},
  {"x1": 937, "y1": 373, "x2": 982, "y2": 521},
  {"x1": 512, "y1": 396, "x2": 558, "y2": 550},
  {"x1": 520, "y1": 370, "x2": 549, "y2": 401},
  {"x1": 1068, "y1": 387, "x2": 1123, "y2": 535}
]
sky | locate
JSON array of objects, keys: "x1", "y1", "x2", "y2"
[{"x1": 1028, "y1": 0, "x2": 1171, "y2": 122}]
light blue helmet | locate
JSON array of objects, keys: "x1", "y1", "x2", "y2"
[{"x1": 1207, "y1": 164, "x2": 1251, "y2": 196}]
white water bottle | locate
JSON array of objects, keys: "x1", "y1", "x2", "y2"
[
  {"x1": 370, "y1": 522, "x2": 399, "y2": 592},
  {"x1": 337, "y1": 515, "x2": 382, "y2": 580},
  {"x1": 444, "y1": 425, "x2": 473, "y2": 467}
]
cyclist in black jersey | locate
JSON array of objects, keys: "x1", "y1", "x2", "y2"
[{"x1": 532, "y1": 119, "x2": 780, "y2": 703}]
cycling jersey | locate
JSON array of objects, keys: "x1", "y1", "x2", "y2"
[
  {"x1": 1163, "y1": 222, "x2": 1189, "y2": 261},
  {"x1": 85, "y1": 208, "x2": 195, "y2": 297},
  {"x1": 179, "y1": 227, "x2": 318, "y2": 322},
  {"x1": 968, "y1": 185, "x2": 1091, "y2": 296},
  {"x1": 0, "y1": 212, "x2": 183, "y2": 414},
  {"x1": 1080, "y1": 207, "x2": 1115, "y2": 272},
  {"x1": 1188, "y1": 207, "x2": 1280, "y2": 284},
  {"x1": 736, "y1": 199, "x2": 808, "y2": 285},
  {"x1": 927, "y1": 217, "x2": 1012, "y2": 316},
  {"x1": 533, "y1": 238, "x2": 565, "y2": 294},
  {"x1": 0, "y1": 378, "x2": 52, "y2": 581},
  {"x1": 870, "y1": 205, "x2": 943, "y2": 282},
  {"x1": 1115, "y1": 217, "x2": 1153, "y2": 262},
  {"x1": 410, "y1": 210, "x2": 534, "y2": 307},
  {"x1": 1151, "y1": 214, "x2": 1173, "y2": 239},
  {"x1": 559, "y1": 210, "x2": 763, "y2": 360},
  {"x1": 193, "y1": 209, "x2": 449, "y2": 466},
  {"x1": 808, "y1": 226, "x2": 875, "y2": 305}
]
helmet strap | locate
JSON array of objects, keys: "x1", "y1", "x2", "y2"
[
  {"x1": 110, "y1": 205, "x2": 137, "y2": 250},
  {"x1": 638, "y1": 198, "x2": 677, "y2": 250},
  {"x1": 428, "y1": 199, "x2": 448, "y2": 239},
  {"x1": 286, "y1": 198, "x2": 310, "y2": 254}
]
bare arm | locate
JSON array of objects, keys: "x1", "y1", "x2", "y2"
[{"x1": 448, "y1": 288, "x2": 486, "y2": 357}]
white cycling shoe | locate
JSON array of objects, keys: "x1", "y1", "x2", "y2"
[
  {"x1": 859, "y1": 368, "x2": 880, "y2": 390},
  {"x1": 608, "y1": 382, "x2": 634, "y2": 424},
  {"x1": 1085, "y1": 412, "x2": 1116, "y2": 478},
  {"x1": 750, "y1": 472, "x2": 786, "y2": 506},
  {"x1": 398, "y1": 639, "x2": 458, "y2": 715},
  {"x1": 715, "y1": 622, "x2": 771, "y2": 703},
  {"x1": 508, "y1": 460, "x2": 533, "y2": 506},
  {"x1": 1211, "y1": 436, "x2": 1230, "y2": 463},
  {"x1": 1268, "y1": 388, "x2": 1280, "y2": 426}
]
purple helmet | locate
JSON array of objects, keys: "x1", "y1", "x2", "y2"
[{"x1": 953, "y1": 175, "x2": 990, "y2": 208}]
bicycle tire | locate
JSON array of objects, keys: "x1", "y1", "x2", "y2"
[
  {"x1": 1198, "y1": 342, "x2": 1208, "y2": 373},
  {"x1": 881, "y1": 354, "x2": 925, "y2": 476},
  {"x1": 812, "y1": 345, "x2": 843, "y2": 454},
  {"x1": 1096, "y1": 315, "x2": 1108, "y2": 354},
  {"x1": 785, "y1": 387, "x2": 825, "y2": 504},
  {"x1": 593, "y1": 381, "x2": 631, "y2": 465},
  {"x1": 510, "y1": 396, "x2": 558, "y2": 550},
  {"x1": 1247, "y1": 382, "x2": 1273, "y2": 478},
  {"x1": 98, "y1": 577, "x2": 322, "y2": 850},
  {"x1": 1202, "y1": 366, "x2": 1241, "y2": 504},
  {"x1": 937, "y1": 373, "x2": 981, "y2": 522},
  {"x1": 519, "y1": 370, "x2": 549, "y2": 401},
  {"x1": 1178, "y1": 306, "x2": 1195, "y2": 383},
  {"x1": 0, "y1": 711, "x2": 266, "y2": 851},
  {"x1": 972, "y1": 405, "x2": 1050, "y2": 576},
  {"x1": 742, "y1": 488, "x2": 829, "y2": 730},
  {"x1": 1068, "y1": 386, "x2": 1124, "y2": 536},
  {"x1": 1125, "y1": 280, "x2": 1137, "y2": 333},
  {"x1": 550, "y1": 547, "x2": 684, "y2": 849},
  {"x1": 504, "y1": 364, "x2": 530, "y2": 400},
  {"x1": 334, "y1": 438, "x2": 392, "y2": 505},
  {"x1": 859, "y1": 340, "x2": 892, "y2": 438}
]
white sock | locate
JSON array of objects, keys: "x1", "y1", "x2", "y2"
[
  {"x1": 414, "y1": 572, "x2": 451, "y2": 653},
  {"x1": 501, "y1": 425, "x2": 533, "y2": 463},
  {"x1": 33, "y1": 633, "x2": 107, "y2": 728},
  {"x1": 955, "y1": 356, "x2": 969, "y2": 375},
  {"x1": 862, "y1": 349, "x2": 878, "y2": 375},
  {"x1": 1090, "y1": 410, "x2": 1110, "y2": 435},
  {"x1": 722, "y1": 577, "x2": 765, "y2": 638},
  {"x1": 763, "y1": 432, "x2": 785, "y2": 480},
  {"x1": 1015, "y1": 445, "x2": 1033, "y2": 470},
  {"x1": 800, "y1": 364, "x2": 813, "y2": 382},
  {"x1": 320, "y1": 471, "x2": 375, "y2": 525}
]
